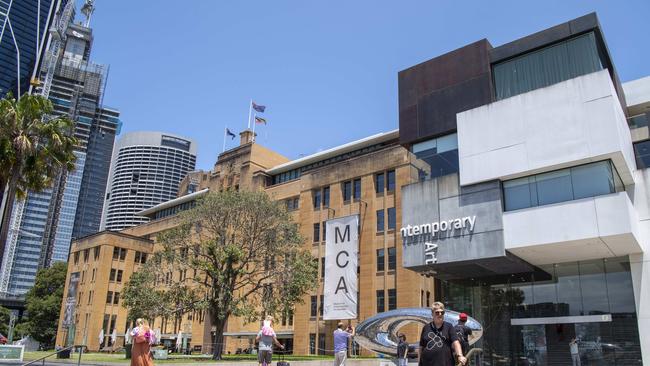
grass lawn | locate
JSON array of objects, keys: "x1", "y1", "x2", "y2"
[{"x1": 22, "y1": 351, "x2": 347, "y2": 363}]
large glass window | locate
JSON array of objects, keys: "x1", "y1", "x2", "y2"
[
  {"x1": 376, "y1": 290, "x2": 385, "y2": 313},
  {"x1": 388, "y1": 289, "x2": 397, "y2": 310},
  {"x1": 313, "y1": 190, "x2": 321, "y2": 209},
  {"x1": 313, "y1": 223, "x2": 320, "y2": 242},
  {"x1": 387, "y1": 207, "x2": 396, "y2": 230},
  {"x1": 388, "y1": 247, "x2": 396, "y2": 271},
  {"x1": 375, "y1": 173, "x2": 385, "y2": 193},
  {"x1": 412, "y1": 133, "x2": 459, "y2": 180},
  {"x1": 387, "y1": 170, "x2": 396, "y2": 192},
  {"x1": 634, "y1": 140, "x2": 650, "y2": 169},
  {"x1": 493, "y1": 32, "x2": 604, "y2": 100},
  {"x1": 343, "y1": 181, "x2": 352, "y2": 202},
  {"x1": 503, "y1": 161, "x2": 623, "y2": 211}
]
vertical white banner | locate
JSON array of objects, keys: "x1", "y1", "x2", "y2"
[{"x1": 324, "y1": 215, "x2": 358, "y2": 320}]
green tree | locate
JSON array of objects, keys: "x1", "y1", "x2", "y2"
[
  {"x1": 121, "y1": 270, "x2": 164, "y2": 323},
  {"x1": 21, "y1": 261, "x2": 67, "y2": 349},
  {"x1": 0, "y1": 306, "x2": 10, "y2": 336},
  {"x1": 157, "y1": 191, "x2": 318, "y2": 359},
  {"x1": 0, "y1": 93, "x2": 77, "y2": 261}
]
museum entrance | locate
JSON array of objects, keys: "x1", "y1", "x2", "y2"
[{"x1": 437, "y1": 256, "x2": 642, "y2": 365}]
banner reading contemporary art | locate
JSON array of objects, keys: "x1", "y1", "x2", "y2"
[{"x1": 324, "y1": 215, "x2": 359, "y2": 320}]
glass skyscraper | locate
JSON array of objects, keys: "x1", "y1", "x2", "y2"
[
  {"x1": 0, "y1": 8, "x2": 121, "y2": 296},
  {"x1": 0, "y1": 0, "x2": 64, "y2": 97}
]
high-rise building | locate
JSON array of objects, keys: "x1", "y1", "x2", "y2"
[
  {"x1": 0, "y1": 0, "x2": 65, "y2": 97},
  {"x1": 102, "y1": 132, "x2": 197, "y2": 232},
  {"x1": 0, "y1": 3, "x2": 121, "y2": 296}
]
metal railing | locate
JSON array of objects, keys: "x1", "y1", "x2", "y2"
[{"x1": 22, "y1": 345, "x2": 84, "y2": 366}]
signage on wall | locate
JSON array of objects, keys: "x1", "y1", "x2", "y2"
[
  {"x1": 400, "y1": 215, "x2": 476, "y2": 238},
  {"x1": 324, "y1": 215, "x2": 359, "y2": 320},
  {"x1": 401, "y1": 215, "x2": 477, "y2": 265}
]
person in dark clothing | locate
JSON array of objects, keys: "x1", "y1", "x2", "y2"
[
  {"x1": 397, "y1": 334, "x2": 409, "y2": 366},
  {"x1": 453, "y1": 313, "x2": 472, "y2": 357},
  {"x1": 419, "y1": 302, "x2": 467, "y2": 366}
]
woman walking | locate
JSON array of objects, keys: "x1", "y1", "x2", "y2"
[{"x1": 130, "y1": 318, "x2": 156, "y2": 366}]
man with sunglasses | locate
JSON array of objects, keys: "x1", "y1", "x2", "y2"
[{"x1": 419, "y1": 302, "x2": 467, "y2": 366}]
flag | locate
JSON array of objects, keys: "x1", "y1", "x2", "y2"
[
  {"x1": 226, "y1": 128, "x2": 236, "y2": 139},
  {"x1": 255, "y1": 116, "x2": 267, "y2": 125},
  {"x1": 252, "y1": 102, "x2": 266, "y2": 113}
]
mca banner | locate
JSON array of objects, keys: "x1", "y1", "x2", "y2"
[{"x1": 324, "y1": 215, "x2": 359, "y2": 320}]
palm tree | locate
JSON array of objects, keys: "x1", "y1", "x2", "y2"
[{"x1": 0, "y1": 93, "x2": 78, "y2": 263}]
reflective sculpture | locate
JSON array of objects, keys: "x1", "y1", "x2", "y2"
[{"x1": 354, "y1": 308, "x2": 483, "y2": 356}]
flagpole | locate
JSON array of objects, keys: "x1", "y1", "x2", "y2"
[
  {"x1": 247, "y1": 99, "x2": 252, "y2": 129},
  {"x1": 252, "y1": 113, "x2": 257, "y2": 142},
  {"x1": 222, "y1": 127, "x2": 227, "y2": 152}
]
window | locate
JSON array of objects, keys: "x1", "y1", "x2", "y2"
[
  {"x1": 387, "y1": 170, "x2": 395, "y2": 192},
  {"x1": 426, "y1": 291, "x2": 430, "y2": 307},
  {"x1": 376, "y1": 210, "x2": 384, "y2": 232},
  {"x1": 343, "y1": 181, "x2": 352, "y2": 202},
  {"x1": 387, "y1": 207, "x2": 396, "y2": 230},
  {"x1": 116, "y1": 270, "x2": 123, "y2": 283},
  {"x1": 109, "y1": 269, "x2": 116, "y2": 281},
  {"x1": 412, "y1": 134, "x2": 459, "y2": 180},
  {"x1": 375, "y1": 173, "x2": 385, "y2": 193},
  {"x1": 91, "y1": 268, "x2": 96, "y2": 282},
  {"x1": 503, "y1": 160, "x2": 623, "y2": 211},
  {"x1": 83, "y1": 249, "x2": 89, "y2": 262},
  {"x1": 322, "y1": 222, "x2": 327, "y2": 241},
  {"x1": 376, "y1": 249, "x2": 385, "y2": 272},
  {"x1": 113, "y1": 247, "x2": 127, "y2": 260},
  {"x1": 310, "y1": 296, "x2": 317, "y2": 317},
  {"x1": 628, "y1": 113, "x2": 649, "y2": 129},
  {"x1": 309, "y1": 334, "x2": 316, "y2": 354},
  {"x1": 73, "y1": 251, "x2": 79, "y2": 265},
  {"x1": 319, "y1": 296, "x2": 323, "y2": 316},
  {"x1": 353, "y1": 178, "x2": 361, "y2": 201},
  {"x1": 634, "y1": 140, "x2": 650, "y2": 169},
  {"x1": 313, "y1": 190, "x2": 322, "y2": 209},
  {"x1": 493, "y1": 32, "x2": 604, "y2": 100},
  {"x1": 106, "y1": 291, "x2": 113, "y2": 304},
  {"x1": 93, "y1": 246, "x2": 100, "y2": 260},
  {"x1": 313, "y1": 223, "x2": 320, "y2": 242},
  {"x1": 388, "y1": 289, "x2": 397, "y2": 310},
  {"x1": 286, "y1": 197, "x2": 300, "y2": 211},
  {"x1": 323, "y1": 186, "x2": 330, "y2": 207},
  {"x1": 388, "y1": 247, "x2": 396, "y2": 271},
  {"x1": 113, "y1": 292, "x2": 120, "y2": 305},
  {"x1": 87, "y1": 291, "x2": 92, "y2": 305},
  {"x1": 377, "y1": 290, "x2": 385, "y2": 313}
]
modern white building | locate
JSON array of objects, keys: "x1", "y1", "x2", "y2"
[
  {"x1": 101, "y1": 132, "x2": 197, "y2": 231},
  {"x1": 398, "y1": 13, "x2": 650, "y2": 365}
]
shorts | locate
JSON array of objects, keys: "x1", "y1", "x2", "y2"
[{"x1": 258, "y1": 350, "x2": 272, "y2": 365}]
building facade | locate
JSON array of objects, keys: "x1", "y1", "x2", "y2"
[
  {"x1": 0, "y1": 0, "x2": 63, "y2": 97},
  {"x1": 398, "y1": 13, "x2": 648, "y2": 365},
  {"x1": 0, "y1": 7, "x2": 121, "y2": 297},
  {"x1": 56, "y1": 12, "x2": 649, "y2": 365},
  {"x1": 101, "y1": 132, "x2": 197, "y2": 232}
]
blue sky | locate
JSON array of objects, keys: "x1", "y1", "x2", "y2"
[{"x1": 84, "y1": 0, "x2": 650, "y2": 170}]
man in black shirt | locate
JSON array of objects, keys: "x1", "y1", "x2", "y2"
[
  {"x1": 453, "y1": 313, "x2": 472, "y2": 357},
  {"x1": 419, "y1": 302, "x2": 467, "y2": 366}
]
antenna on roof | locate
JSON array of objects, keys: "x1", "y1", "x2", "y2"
[{"x1": 81, "y1": 0, "x2": 95, "y2": 27}]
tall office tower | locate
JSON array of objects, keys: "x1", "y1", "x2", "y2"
[
  {"x1": 0, "y1": 2, "x2": 121, "y2": 296},
  {"x1": 102, "y1": 132, "x2": 197, "y2": 231},
  {"x1": 0, "y1": 0, "x2": 66, "y2": 98}
]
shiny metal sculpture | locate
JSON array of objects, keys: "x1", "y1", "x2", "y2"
[{"x1": 354, "y1": 308, "x2": 483, "y2": 356}]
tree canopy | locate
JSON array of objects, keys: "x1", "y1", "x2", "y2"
[
  {"x1": 0, "y1": 93, "x2": 77, "y2": 260},
  {"x1": 123, "y1": 190, "x2": 317, "y2": 359},
  {"x1": 21, "y1": 261, "x2": 67, "y2": 348}
]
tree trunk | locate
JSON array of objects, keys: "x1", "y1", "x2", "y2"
[
  {"x1": 0, "y1": 177, "x2": 19, "y2": 267},
  {"x1": 211, "y1": 315, "x2": 229, "y2": 360}
]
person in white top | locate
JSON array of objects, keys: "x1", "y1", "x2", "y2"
[{"x1": 569, "y1": 338, "x2": 581, "y2": 366}]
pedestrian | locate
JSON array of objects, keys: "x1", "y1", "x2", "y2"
[
  {"x1": 569, "y1": 338, "x2": 581, "y2": 366},
  {"x1": 397, "y1": 333, "x2": 409, "y2": 366},
  {"x1": 418, "y1": 302, "x2": 466, "y2": 366},
  {"x1": 333, "y1": 322, "x2": 355, "y2": 366},
  {"x1": 130, "y1": 318, "x2": 156, "y2": 366},
  {"x1": 255, "y1": 316, "x2": 284, "y2": 366},
  {"x1": 453, "y1": 313, "x2": 472, "y2": 357}
]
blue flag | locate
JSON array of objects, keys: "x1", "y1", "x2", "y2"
[
  {"x1": 252, "y1": 102, "x2": 266, "y2": 113},
  {"x1": 226, "y1": 128, "x2": 236, "y2": 139}
]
